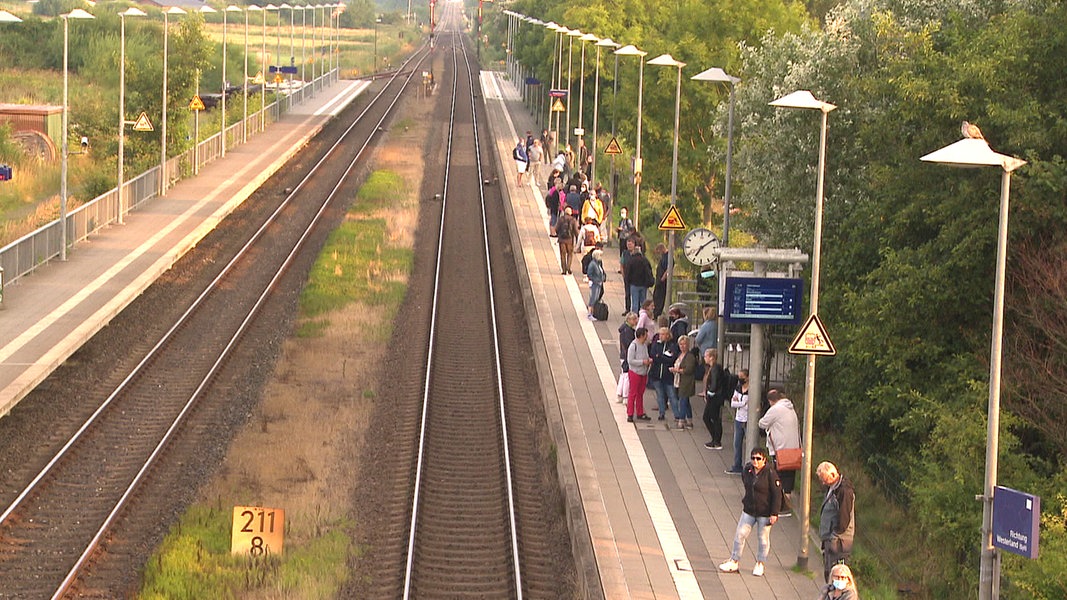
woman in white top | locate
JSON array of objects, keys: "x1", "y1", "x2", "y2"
[{"x1": 726, "y1": 369, "x2": 750, "y2": 474}]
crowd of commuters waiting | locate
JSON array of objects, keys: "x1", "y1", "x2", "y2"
[{"x1": 517, "y1": 125, "x2": 859, "y2": 591}]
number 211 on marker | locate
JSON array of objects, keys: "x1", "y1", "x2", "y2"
[{"x1": 231, "y1": 506, "x2": 285, "y2": 556}]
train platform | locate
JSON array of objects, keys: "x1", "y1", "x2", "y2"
[
  {"x1": 480, "y1": 71, "x2": 827, "y2": 599},
  {"x1": 0, "y1": 78, "x2": 371, "y2": 418}
]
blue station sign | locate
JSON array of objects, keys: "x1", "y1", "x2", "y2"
[
  {"x1": 992, "y1": 485, "x2": 1040, "y2": 559},
  {"x1": 723, "y1": 277, "x2": 804, "y2": 325}
]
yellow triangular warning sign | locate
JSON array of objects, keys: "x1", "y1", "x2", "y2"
[
  {"x1": 274, "y1": 73, "x2": 284, "y2": 84},
  {"x1": 788, "y1": 314, "x2": 836, "y2": 356},
  {"x1": 189, "y1": 95, "x2": 206, "y2": 111},
  {"x1": 132, "y1": 112, "x2": 154, "y2": 132},
  {"x1": 657, "y1": 205, "x2": 687, "y2": 231},
  {"x1": 604, "y1": 137, "x2": 623, "y2": 155},
  {"x1": 252, "y1": 71, "x2": 265, "y2": 84},
  {"x1": 551, "y1": 98, "x2": 565, "y2": 112}
]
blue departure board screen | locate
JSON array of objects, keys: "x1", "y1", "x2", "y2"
[{"x1": 723, "y1": 277, "x2": 804, "y2": 324}]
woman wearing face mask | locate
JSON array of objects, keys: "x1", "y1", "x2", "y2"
[
  {"x1": 819, "y1": 563, "x2": 860, "y2": 599},
  {"x1": 725, "y1": 369, "x2": 750, "y2": 475}
]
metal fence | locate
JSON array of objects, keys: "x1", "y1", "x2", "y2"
[{"x1": 0, "y1": 70, "x2": 335, "y2": 289}]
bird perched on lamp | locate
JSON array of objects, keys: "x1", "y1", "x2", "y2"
[{"x1": 961, "y1": 120, "x2": 985, "y2": 140}]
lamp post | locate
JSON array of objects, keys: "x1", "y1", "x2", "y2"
[
  {"x1": 591, "y1": 37, "x2": 617, "y2": 187},
  {"x1": 223, "y1": 5, "x2": 241, "y2": 155},
  {"x1": 691, "y1": 66, "x2": 740, "y2": 357},
  {"x1": 193, "y1": 5, "x2": 217, "y2": 175},
  {"x1": 264, "y1": 4, "x2": 279, "y2": 119},
  {"x1": 160, "y1": 6, "x2": 186, "y2": 197},
  {"x1": 118, "y1": 7, "x2": 145, "y2": 226},
  {"x1": 543, "y1": 22, "x2": 563, "y2": 156},
  {"x1": 242, "y1": 5, "x2": 250, "y2": 142},
  {"x1": 295, "y1": 4, "x2": 305, "y2": 102},
  {"x1": 564, "y1": 29, "x2": 581, "y2": 150},
  {"x1": 576, "y1": 32, "x2": 596, "y2": 173},
  {"x1": 373, "y1": 15, "x2": 380, "y2": 73},
  {"x1": 648, "y1": 54, "x2": 686, "y2": 308},
  {"x1": 282, "y1": 2, "x2": 294, "y2": 92},
  {"x1": 59, "y1": 8, "x2": 95, "y2": 261},
  {"x1": 248, "y1": 5, "x2": 264, "y2": 131},
  {"x1": 921, "y1": 131, "x2": 1026, "y2": 600},
  {"x1": 614, "y1": 44, "x2": 647, "y2": 234},
  {"x1": 769, "y1": 89, "x2": 836, "y2": 569}
]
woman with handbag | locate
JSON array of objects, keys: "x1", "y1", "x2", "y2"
[{"x1": 759, "y1": 387, "x2": 801, "y2": 516}]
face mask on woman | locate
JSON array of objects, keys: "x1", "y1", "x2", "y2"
[{"x1": 833, "y1": 579, "x2": 847, "y2": 590}]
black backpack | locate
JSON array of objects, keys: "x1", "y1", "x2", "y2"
[{"x1": 721, "y1": 366, "x2": 739, "y2": 400}]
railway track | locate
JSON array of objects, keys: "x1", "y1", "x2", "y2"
[
  {"x1": 0, "y1": 47, "x2": 432, "y2": 599},
  {"x1": 344, "y1": 6, "x2": 579, "y2": 598}
]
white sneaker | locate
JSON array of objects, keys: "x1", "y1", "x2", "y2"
[
  {"x1": 752, "y1": 562, "x2": 765, "y2": 577},
  {"x1": 718, "y1": 559, "x2": 739, "y2": 573}
]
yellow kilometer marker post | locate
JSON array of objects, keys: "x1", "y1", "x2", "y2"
[{"x1": 231, "y1": 505, "x2": 285, "y2": 556}]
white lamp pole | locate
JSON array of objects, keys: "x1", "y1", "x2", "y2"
[
  {"x1": 265, "y1": 4, "x2": 279, "y2": 119},
  {"x1": 118, "y1": 7, "x2": 145, "y2": 226},
  {"x1": 921, "y1": 131, "x2": 1026, "y2": 600},
  {"x1": 591, "y1": 37, "x2": 618, "y2": 187},
  {"x1": 296, "y1": 4, "x2": 306, "y2": 102},
  {"x1": 564, "y1": 29, "x2": 580, "y2": 150},
  {"x1": 614, "y1": 44, "x2": 647, "y2": 234},
  {"x1": 160, "y1": 6, "x2": 186, "y2": 196},
  {"x1": 248, "y1": 5, "x2": 265, "y2": 132},
  {"x1": 224, "y1": 6, "x2": 241, "y2": 156},
  {"x1": 648, "y1": 54, "x2": 686, "y2": 308},
  {"x1": 193, "y1": 5, "x2": 217, "y2": 175},
  {"x1": 60, "y1": 8, "x2": 95, "y2": 261},
  {"x1": 692, "y1": 66, "x2": 741, "y2": 358},
  {"x1": 543, "y1": 23, "x2": 563, "y2": 156},
  {"x1": 576, "y1": 32, "x2": 596, "y2": 173},
  {"x1": 769, "y1": 89, "x2": 836, "y2": 569},
  {"x1": 242, "y1": 5, "x2": 250, "y2": 142}
]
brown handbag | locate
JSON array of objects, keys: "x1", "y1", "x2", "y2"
[{"x1": 775, "y1": 447, "x2": 803, "y2": 471}]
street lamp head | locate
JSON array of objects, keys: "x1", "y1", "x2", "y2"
[
  {"x1": 566, "y1": 28, "x2": 583, "y2": 37},
  {"x1": 0, "y1": 9, "x2": 22, "y2": 22},
  {"x1": 648, "y1": 53, "x2": 686, "y2": 68},
  {"x1": 691, "y1": 66, "x2": 739, "y2": 84},
  {"x1": 596, "y1": 37, "x2": 620, "y2": 48},
  {"x1": 63, "y1": 8, "x2": 95, "y2": 19},
  {"x1": 279, "y1": 3, "x2": 293, "y2": 9},
  {"x1": 226, "y1": 5, "x2": 243, "y2": 13},
  {"x1": 197, "y1": 5, "x2": 218, "y2": 13},
  {"x1": 164, "y1": 6, "x2": 187, "y2": 15},
  {"x1": 119, "y1": 7, "x2": 147, "y2": 18},
  {"x1": 247, "y1": 4, "x2": 263, "y2": 11},
  {"x1": 265, "y1": 4, "x2": 279, "y2": 11},
  {"x1": 921, "y1": 138, "x2": 1027, "y2": 172},
  {"x1": 614, "y1": 44, "x2": 647, "y2": 57},
  {"x1": 770, "y1": 90, "x2": 835, "y2": 112},
  {"x1": 543, "y1": 21, "x2": 558, "y2": 29},
  {"x1": 580, "y1": 32, "x2": 598, "y2": 42}
]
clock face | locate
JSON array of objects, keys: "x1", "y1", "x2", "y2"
[{"x1": 682, "y1": 228, "x2": 719, "y2": 266}]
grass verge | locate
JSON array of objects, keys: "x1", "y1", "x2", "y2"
[{"x1": 139, "y1": 168, "x2": 414, "y2": 598}]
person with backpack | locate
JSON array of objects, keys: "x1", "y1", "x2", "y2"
[
  {"x1": 585, "y1": 249, "x2": 607, "y2": 321},
  {"x1": 702, "y1": 348, "x2": 729, "y2": 449},
  {"x1": 513, "y1": 139, "x2": 529, "y2": 186},
  {"x1": 726, "y1": 369, "x2": 751, "y2": 474}
]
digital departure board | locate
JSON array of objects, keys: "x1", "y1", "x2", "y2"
[{"x1": 723, "y1": 277, "x2": 805, "y2": 324}]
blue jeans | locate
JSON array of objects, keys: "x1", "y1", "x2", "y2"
[
  {"x1": 730, "y1": 420, "x2": 746, "y2": 471},
  {"x1": 588, "y1": 281, "x2": 603, "y2": 308},
  {"x1": 677, "y1": 393, "x2": 692, "y2": 420},
  {"x1": 730, "y1": 512, "x2": 773, "y2": 563},
  {"x1": 629, "y1": 285, "x2": 648, "y2": 313},
  {"x1": 649, "y1": 378, "x2": 677, "y2": 418}
]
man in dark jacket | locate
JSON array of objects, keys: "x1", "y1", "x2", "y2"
[
  {"x1": 719, "y1": 447, "x2": 782, "y2": 577},
  {"x1": 647, "y1": 327, "x2": 679, "y2": 421},
  {"x1": 817, "y1": 461, "x2": 856, "y2": 583},
  {"x1": 702, "y1": 348, "x2": 727, "y2": 449},
  {"x1": 623, "y1": 246, "x2": 655, "y2": 312},
  {"x1": 555, "y1": 206, "x2": 580, "y2": 274}
]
